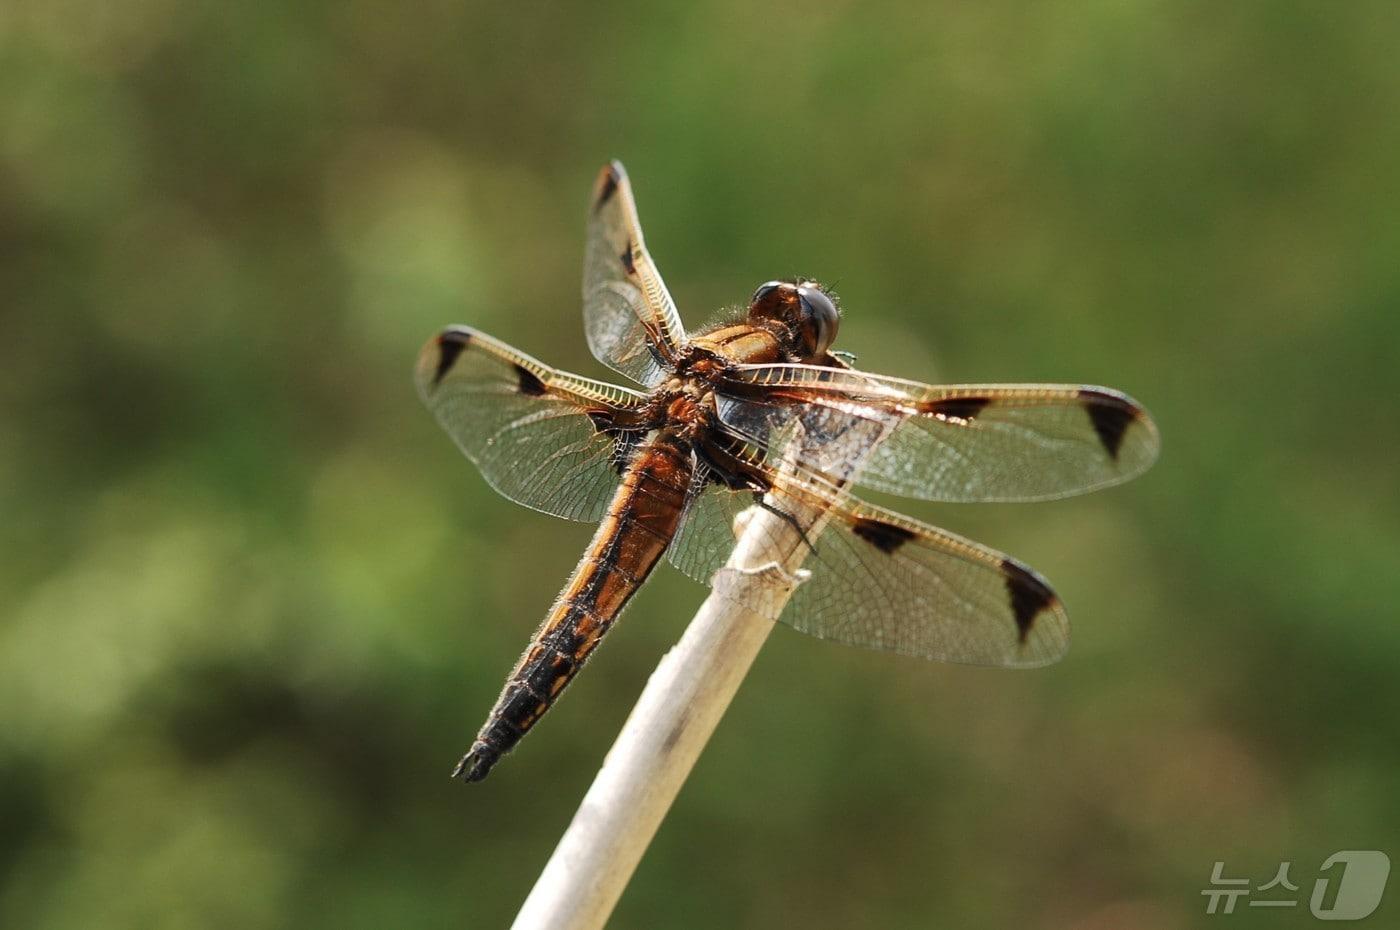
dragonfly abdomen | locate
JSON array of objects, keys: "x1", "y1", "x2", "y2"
[{"x1": 454, "y1": 434, "x2": 694, "y2": 781}]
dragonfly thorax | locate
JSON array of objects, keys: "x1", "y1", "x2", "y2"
[{"x1": 658, "y1": 384, "x2": 718, "y2": 441}]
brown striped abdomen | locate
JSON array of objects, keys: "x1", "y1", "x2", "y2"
[{"x1": 454, "y1": 433, "x2": 694, "y2": 781}]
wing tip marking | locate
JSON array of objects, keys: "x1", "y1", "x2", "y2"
[
  {"x1": 1001, "y1": 558, "x2": 1058, "y2": 644},
  {"x1": 1078, "y1": 388, "x2": 1141, "y2": 460},
  {"x1": 593, "y1": 161, "x2": 625, "y2": 211},
  {"x1": 431, "y1": 327, "x2": 472, "y2": 387}
]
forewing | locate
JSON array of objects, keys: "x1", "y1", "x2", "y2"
[
  {"x1": 667, "y1": 475, "x2": 1069, "y2": 667},
  {"x1": 416, "y1": 326, "x2": 648, "y2": 522},
  {"x1": 583, "y1": 161, "x2": 688, "y2": 387},
  {"x1": 718, "y1": 364, "x2": 1160, "y2": 502}
]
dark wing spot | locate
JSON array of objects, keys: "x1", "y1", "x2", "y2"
[
  {"x1": 620, "y1": 246, "x2": 636, "y2": 275},
  {"x1": 594, "y1": 164, "x2": 621, "y2": 211},
  {"x1": 514, "y1": 364, "x2": 547, "y2": 397},
  {"x1": 922, "y1": 396, "x2": 990, "y2": 422},
  {"x1": 851, "y1": 517, "x2": 917, "y2": 554},
  {"x1": 1079, "y1": 389, "x2": 1136, "y2": 460},
  {"x1": 1002, "y1": 559, "x2": 1056, "y2": 644},
  {"x1": 432, "y1": 329, "x2": 471, "y2": 386}
]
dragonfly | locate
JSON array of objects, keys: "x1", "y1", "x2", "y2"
[{"x1": 416, "y1": 161, "x2": 1159, "y2": 782}]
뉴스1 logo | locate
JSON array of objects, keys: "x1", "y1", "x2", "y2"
[{"x1": 1203, "y1": 851, "x2": 1391, "y2": 920}]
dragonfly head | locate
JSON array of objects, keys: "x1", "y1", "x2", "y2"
[{"x1": 747, "y1": 279, "x2": 840, "y2": 361}]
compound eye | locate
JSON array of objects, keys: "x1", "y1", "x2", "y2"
[
  {"x1": 748, "y1": 281, "x2": 789, "y2": 320},
  {"x1": 796, "y1": 285, "x2": 840, "y2": 357}
]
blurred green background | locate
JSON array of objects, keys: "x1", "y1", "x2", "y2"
[{"x1": 4, "y1": 2, "x2": 1399, "y2": 928}]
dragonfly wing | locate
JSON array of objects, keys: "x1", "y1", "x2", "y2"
[
  {"x1": 667, "y1": 471, "x2": 1068, "y2": 667},
  {"x1": 718, "y1": 364, "x2": 1159, "y2": 502},
  {"x1": 416, "y1": 326, "x2": 649, "y2": 522},
  {"x1": 582, "y1": 161, "x2": 688, "y2": 387}
]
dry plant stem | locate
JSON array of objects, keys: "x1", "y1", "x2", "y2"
[{"x1": 510, "y1": 495, "x2": 828, "y2": 930}]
